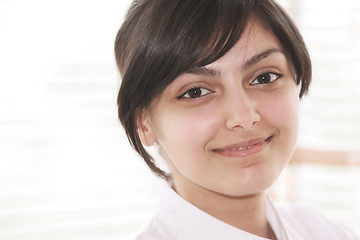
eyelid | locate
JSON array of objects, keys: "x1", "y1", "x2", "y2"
[
  {"x1": 250, "y1": 71, "x2": 282, "y2": 85},
  {"x1": 177, "y1": 87, "x2": 213, "y2": 99}
]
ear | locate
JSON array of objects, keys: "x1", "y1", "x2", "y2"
[{"x1": 135, "y1": 110, "x2": 156, "y2": 146}]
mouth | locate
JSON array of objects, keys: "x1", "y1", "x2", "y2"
[{"x1": 212, "y1": 136, "x2": 273, "y2": 157}]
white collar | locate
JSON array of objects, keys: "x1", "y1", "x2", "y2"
[{"x1": 155, "y1": 182, "x2": 289, "y2": 240}]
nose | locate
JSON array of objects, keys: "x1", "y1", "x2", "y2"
[{"x1": 224, "y1": 91, "x2": 260, "y2": 130}]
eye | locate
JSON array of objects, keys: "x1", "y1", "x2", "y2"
[
  {"x1": 250, "y1": 72, "x2": 281, "y2": 85},
  {"x1": 177, "y1": 87, "x2": 213, "y2": 99}
]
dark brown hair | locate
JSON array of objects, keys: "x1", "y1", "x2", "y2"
[{"x1": 114, "y1": 0, "x2": 312, "y2": 179}]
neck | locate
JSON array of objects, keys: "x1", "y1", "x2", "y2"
[{"x1": 172, "y1": 179, "x2": 272, "y2": 239}]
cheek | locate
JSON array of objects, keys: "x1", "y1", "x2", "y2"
[
  {"x1": 154, "y1": 107, "x2": 219, "y2": 158},
  {"x1": 260, "y1": 88, "x2": 300, "y2": 145},
  {"x1": 267, "y1": 95, "x2": 298, "y2": 125},
  {"x1": 153, "y1": 108, "x2": 220, "y2": 178}
]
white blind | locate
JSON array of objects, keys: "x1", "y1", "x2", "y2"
[
  {"x1": 297, "y1": 0, "x2": 360, "y2": 151},
  {"x1": 0, "y1": 0, "x2": 161, "y2": 239}
]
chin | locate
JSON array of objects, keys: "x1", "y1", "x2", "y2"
[{"x1": 220, "y1": 172, "x2": 280, "y2": 197}]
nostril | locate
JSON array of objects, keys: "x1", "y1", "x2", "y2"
[
  {"x1": 251, "y1": 120, "x2": 259, "y2": 127},
  {"x1": 224, "y1": 95, "x2": 260, "y2": 130}
]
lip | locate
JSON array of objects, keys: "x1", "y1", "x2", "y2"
[{"x1": 212, "y1": 136, "x2": 273, "y2": 158}]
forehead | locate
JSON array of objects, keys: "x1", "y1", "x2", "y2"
[
  {"x1": 174, "y1": 20, "x2": 286, "y2": 82},
  {"x1": 207, "y1": 20, "x2": 284, "y2": 69}
]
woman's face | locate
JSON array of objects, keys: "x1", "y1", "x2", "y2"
[{"x1": 138, "y1": 21, "x2": 300, "y2": 197}]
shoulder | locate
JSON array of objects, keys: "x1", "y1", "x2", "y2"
[
  {"x1": 277, "y1": 203, "x2": 359, "y2": 239},
  {"x1": 135, "y1": 216, "x2": 176, "y2": 240}
]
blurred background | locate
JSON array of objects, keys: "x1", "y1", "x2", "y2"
[{"x1": 0, "y1": 0, "x2": 359, "y2": 239}]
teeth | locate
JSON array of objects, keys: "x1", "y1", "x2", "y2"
[
  {"x1": 214, "y1": 145, "x2": 254, "y2": 152},
  {"x1": 230, "y1": 145, "x2": 253, "y2": 151},
  {"x1": 214, "y1": 137, "x2": 272, "y2": 153}
]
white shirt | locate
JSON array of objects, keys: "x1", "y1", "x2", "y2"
[{"x1": 136, "y1": 183, "x2": 359, "y2": 240}]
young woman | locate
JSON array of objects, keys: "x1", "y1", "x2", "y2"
[{"x1": 114, "y1": 0, "x2": 359, "y2": 239}]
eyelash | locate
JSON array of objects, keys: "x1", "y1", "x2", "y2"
[
  {"x1": 177, "y1": 87, "x2": 213, "y2": 99},
  {"x1": 177, "y1": 72, "x2": 282, "y2": 99},
  {"x1": 250, "y1": 72, "x2": 282, "y2": 85}
]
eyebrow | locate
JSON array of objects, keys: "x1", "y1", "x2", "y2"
[
  {"x1": 186, "y1": 48, "x2": 284, "y2": 77},
  {"x1": 186, "y1": 65, "x2": 220, "y2": 77}
]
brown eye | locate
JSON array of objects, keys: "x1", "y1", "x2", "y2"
[
  {"x1": 251, "y1": 72, "x2": 281, "y2": 85},
  {"x1": 178, "y1": 87, "x2": 212, "y2": 99}
]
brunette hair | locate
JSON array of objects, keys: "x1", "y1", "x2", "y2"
[{"x1": 114, "y1": 0, "x2": 312, "y2": 179}]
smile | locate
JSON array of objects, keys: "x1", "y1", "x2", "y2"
[{"x1": 212, "y1": 136, "x2": 273, "y2": 157}]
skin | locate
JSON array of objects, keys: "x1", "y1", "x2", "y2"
[{"x1": 137, "y1": 20, "x2": 300, "y2": 238}]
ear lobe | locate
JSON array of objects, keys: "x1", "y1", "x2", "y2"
[{"x1": 136, "y1": 110, "x2": 156, "y2": 146}]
